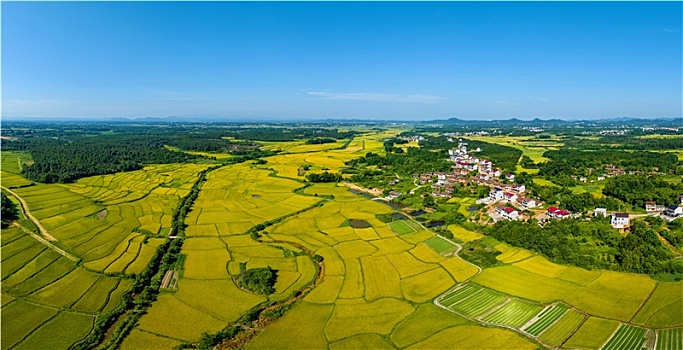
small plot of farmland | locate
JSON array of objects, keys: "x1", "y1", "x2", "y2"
[
  {"x1": 563, "y1": 316, "x2": 620, "y2": 349},
  {"x1": 536, "y1": 309, "x2": 586, "y2": 347},
  {"x1": 632, "y1": 281, "x2": 683, "y2": 328},
  {"x1": 481, "y1": 299, "x2": 543, "y2": 328},
  {"x1": 601, "y1": 324, "x2": 648, "y2": 350},
  {"x1": 522, "y1": 303, "x2": 570, "y2": 337},
  {"x1": 424, "y1": 236, "x2": 458, "y2": 255},
  {"x1": 438, "y1": 284, "x2": 507, "y2": 318},
  {"x1": 656, "y1": 328, "x2": 683, "y2": 350},
  {"x1": 388, "y1": 220, "x2": 421, "y2": 235}
]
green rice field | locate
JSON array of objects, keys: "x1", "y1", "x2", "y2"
[
  {"x1": 388, "y1": 220, "x2": 421, "y2": 235},
  {"x1": 601, "y1": 324, "x2": 648, "y2": 350},
  {"x1": 424, "y1": 236, "x2": 459, "y2": 255},
  {"x1": 481, "y1": 299, "x2": 543, "y2": 328},
  {"x1": 523, "y1": 303, "x2": 570, "y2": 336},
  {"x1": 656, "y1": 328, "x2": 683, "y2": 350}
]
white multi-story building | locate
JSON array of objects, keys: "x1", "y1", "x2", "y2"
[{"x1": 611, "y1": 213, "x2": 630, "y2": 229}]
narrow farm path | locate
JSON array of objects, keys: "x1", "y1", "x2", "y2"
[
  {"x1": 409, "y1": 178, "x2": 423, "y2": 194},
  {"x1": 2, "y1": 185, "x2": 57, "y2": 241},
  {"x1": 11, "y1": 222, "x2": 79, "y2": 262}
]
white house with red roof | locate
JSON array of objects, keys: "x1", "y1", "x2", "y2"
[
  {"x1": 547, "y1": 207, "x2": 571, "y2": 219},
  {"x1": 504, "y1": 192, "x2": 518, "y2": 203},
  {"x1": 495, "y1": 206, "x2": 520, "y2": 220}
]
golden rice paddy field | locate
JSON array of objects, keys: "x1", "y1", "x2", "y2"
[{"x1": 10, "y1": 163, "x2": 210, "y2": 269}]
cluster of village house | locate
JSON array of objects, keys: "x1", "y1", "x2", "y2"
[
  {"x1": 398, "y1": 135, "x2": 426, "y2": 142},
  {"x1": 407, "y1": 141, "x2": 683, "y2": 229}
]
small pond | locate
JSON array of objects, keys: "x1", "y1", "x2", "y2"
[{"x1": 348, "y1": 219, "x2": 371, "y2": 228}]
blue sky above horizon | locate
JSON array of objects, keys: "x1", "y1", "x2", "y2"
[{"x1": 2, "y1": 1, "x2": 681, "y2": 120}]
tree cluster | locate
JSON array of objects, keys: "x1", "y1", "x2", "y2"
[
  {"x1": 235, "y1": 264, "x2": 278, "y2": 295},
  {"x1": 486, "y1": 218, "x2": 682, "y2": 274},
  {"x1": 16, "y1": 137, "x2": 197, "y2": 183},
  {"x1": 602, "y1": 175, "x2": 683, "y2": 208},
  {"x1": 306, "y1": 171, "x2": 343, "y2": 183},
  {"x1": 305, "y1": 137, "x2": 336, "y2": 144},
  {"x1": 1, "y1": 193, "x2": 20, "y2": 228},
  {"x1": 539, "y1": 149, "x2": 680, "y2": 180}
]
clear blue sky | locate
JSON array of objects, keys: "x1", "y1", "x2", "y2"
[{"x1": 2, "y1": 1, "x2": 681, "y2": 120}]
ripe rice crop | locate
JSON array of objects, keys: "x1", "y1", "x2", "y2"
[
  {"x1": 324, "y1": 298, "x2": 415, "y2": 342},
  {"x1": 563, "y1": 270, "x2": 655, "y2": 322},
  {"x1": 120, "y1": 329, "x2": 182, "y2": 350},
  {"x1": 304, "y1": 275, "x2": 344, "y2": 304},
  {"x1": 439, "y1": 256, "x2": 479, "y2": 282},
  {"x1": 409, "y1": 243, "x2": 446, "y2": 263},
  {"x1": 334, "y1": 240, "x2": 378, "y2": 260},
  {"x1": 632, "y1": 281, "x2": 683, "y2": 328},
  {"x1": 136, "y1": 294, "x2": 225, "y2": 342},
  {"x1": 370, "y1": 237, "x2": 413, "y2": 256},
  {"x1": 361, "y1": 256, "x2": 402, "y2": 300},
  {"x1": 472, "y1": 265, "x2": 578, "y2": 303},
  {"x1": 13, "y1": 311, "x2": 94, "y2": 350},
  {"x1": 338, "y1": 259, "x2": 364, "y2": 299},
  {"x1": 405, "y1": 325, "x2": 536, "y2": 349},
  {"x1": 1, "y1": 300, "x2": 59, "y2": 350},
  {"x1": 246, "y1": 302, "x2": 333, "y2": 350},
  {"x1": 563, "y1": 316, "x2": 620, "y2": 349},
  {"x1": 173, "y1": 279, "x2": 266, "y2": 323},
  {"x1": 401, "y1": 268, "x2": 454, "y2": 303},
  {"x1": 386, "y1": 251, "x2": 437, "y2": 278},
  {"x1": 28, "y1": 268, "x2": 100, "y2": 308},
  {"x1": 390, "y1": 304, "x2": 469, "y2": 348},
  {"x1": 329, "y1": 334, "x2": 394, "y2": 349}
]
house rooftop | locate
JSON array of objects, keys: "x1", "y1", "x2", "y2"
[{"x1": 613, "y1": 212, "x2": 629, "y2": 218}]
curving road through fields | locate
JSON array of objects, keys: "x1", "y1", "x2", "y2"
[{"x1": 1, "y1": 185, "x2": 58, "y2": 241}]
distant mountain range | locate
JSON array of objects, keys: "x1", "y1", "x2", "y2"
[
  {"x1": 420, "y1": 116, "x2": 682, "y2": 126},
  {"x1": 2, "y1": 115, "x2": 681, "y2": 126}
]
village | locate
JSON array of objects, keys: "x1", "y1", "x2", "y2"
[{"x1": 406, "y1": 141, "x2": 683, "y2": 231}]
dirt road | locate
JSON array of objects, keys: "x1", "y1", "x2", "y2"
[{"x1": 2, "y1": 185, "x2": 58, "y2": 241}]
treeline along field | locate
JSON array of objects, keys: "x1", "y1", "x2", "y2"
[{"x1": 6, "y1": 137, "x2": 197, "y2": 183}]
